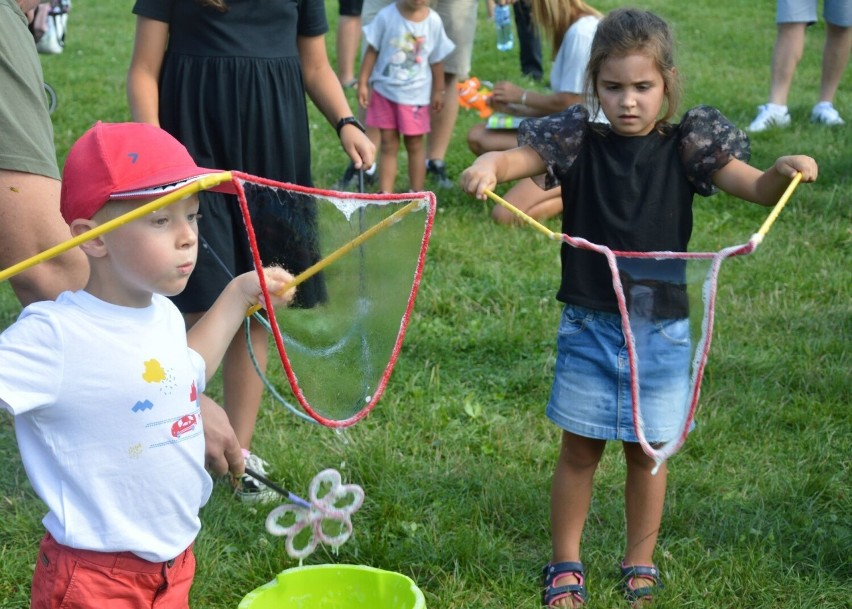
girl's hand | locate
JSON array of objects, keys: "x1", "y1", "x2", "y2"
[
  {"x1": 357, "y1": 80, "x2": 370, "y2": 110},
  {"x1": 774, "y1": 155, "x2": 818, "y2": 182},
  {"x1": 460, "y1": 163, "x2": 498, "y2": 200},
  {"x1": 431, "y1": 89, "x2": 445, "y2": 113}
]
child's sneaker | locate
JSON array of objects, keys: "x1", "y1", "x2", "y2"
[
  {"x1": 747, "y1": 103, "x2": 791, "y2": 132},
  {"x1": 810, "y1": 101, "x2": 844, "y2": 126},
  {"x1": 234, "y1": 452, "x2": 277, "y2": 504},
  {"x1": 425, "y1": 159, "x2": 454, "y2": 189}
]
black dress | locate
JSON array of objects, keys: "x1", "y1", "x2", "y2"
[{"x1": 132, "y1": 0, "x2": 328, "y2": 310}]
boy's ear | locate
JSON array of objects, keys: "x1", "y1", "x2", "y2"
[{"x1": 69, "y1": 218, "x2": 108, "y2": 258}]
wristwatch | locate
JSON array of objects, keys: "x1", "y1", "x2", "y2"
[{"x1": 335, "y1": 116, "x2": 366, "y2": 137}]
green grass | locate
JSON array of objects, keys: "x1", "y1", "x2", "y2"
[{"x1": 1, "y1": 0, "x2": 850, "y2": 607}]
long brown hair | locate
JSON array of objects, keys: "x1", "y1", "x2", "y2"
[
  {"x1": 530, "y1": 0, "x2": 603, "y2": 58},
  {"x1": 585, "y1": 8, "x2": 682, "y2": 126}
]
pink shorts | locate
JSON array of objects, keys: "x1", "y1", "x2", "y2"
[
  {"x1": 30, "y1": 532, "x2": 196, "y2": 609},
  {"x1": 365, "y1": 90, "x2": 430, "y2": 136}
]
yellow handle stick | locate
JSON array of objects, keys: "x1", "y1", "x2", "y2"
[
  {"x1": 0, "y1": 172, "x2": 234, "y2": 284},
  {"x1": 246, "y1": 199, "x2": 421, "y2": 316},
  {"x1": 756, "y1": 172, "x2": 802, "y2": 239},
  {"x1": 483, "y1": 189, "x2": 560, "y2": 240}
]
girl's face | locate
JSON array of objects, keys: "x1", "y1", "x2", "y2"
[{"x1": 596, "y1": 53, "x2": 667, "y2": 137}]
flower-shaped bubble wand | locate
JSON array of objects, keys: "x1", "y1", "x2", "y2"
[{"x1": 263, "y1": 468, "x2": 365, "y2": 561}]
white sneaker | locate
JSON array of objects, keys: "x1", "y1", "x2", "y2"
[
  {"x1": 810, "y1": 102, "x2": 844, "y2": 126},
  {"x1": 747, "y1": 104, "x2": 791, "y2": 132},
  {"x1": 234, "y1": 452, "x2": 278, "y2": 504}
]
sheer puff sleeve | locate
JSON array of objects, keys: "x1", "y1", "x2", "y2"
[
  {"x1": 678, "y1": 105, "x2": 751, "y2": 196},
  {"x1": 518, "y1": 104, "x2": 589, "y2": 190}
]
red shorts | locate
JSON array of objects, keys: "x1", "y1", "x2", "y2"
[
  {"x1": 365, "y1": 90, "x2": 430, "y2": 136},
  {"x1": 30, "y1": 532, "x2": 196, "y2": 609}
]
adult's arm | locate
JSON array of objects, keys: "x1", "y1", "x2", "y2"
[{"x1": 127, "y1": 16, "x2": 169, "y2": 126}]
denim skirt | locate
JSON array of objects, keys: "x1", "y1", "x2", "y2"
[{"x1": 546, "y1": 304, "x2": 692, "y2": 443}]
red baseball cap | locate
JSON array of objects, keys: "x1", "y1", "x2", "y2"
[{"x1": 60, "y1": 121, "x2": 236, "y2": 224}]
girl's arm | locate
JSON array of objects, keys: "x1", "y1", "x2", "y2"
[
  {"x1": 188, "y1": 267, "x2": 295, "y2": 382},
  {"x1": 430, "y1": 61, "x2": 446, "y2": 113},
  {"x1": 712, "y1": 155, "x2": 818, "y2": 206},
  {"x1": 127, "y1": 16, "x2": 169, "y2": 126},
  {"x1": 460, "y1": 146, "x2": 548, "y2": 199},
  {"x1": 298, "y1": 34, "x2": 376, "y2": 171},
  {"x1": 357, "y1": 46, "x2": 379, "y2": 110}
]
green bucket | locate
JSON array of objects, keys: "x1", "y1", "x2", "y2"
[{"x1": 238, "y1": 564, "x2": 426, "y2": 609}]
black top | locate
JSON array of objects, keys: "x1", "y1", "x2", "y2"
[{"x1": 518, "y1": 105, "x2": 750, "y2": 312}]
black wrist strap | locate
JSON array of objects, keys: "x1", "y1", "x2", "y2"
[{"x1": 335, "y1": 116, "x2": 366, "y2": 137}]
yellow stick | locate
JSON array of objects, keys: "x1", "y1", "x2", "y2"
[
  {"x1": 756, "y1": 172, "x2": 802, "y2": 238},
  {"x1": 0, "y1": 172, "x2": 234, "y2": 284},
  {"x1": 246, "y1": 199, "x2": 422, "y2": 316},
  {"x1": 483, "y1": 189, "x2": 560, "y2": 240}
]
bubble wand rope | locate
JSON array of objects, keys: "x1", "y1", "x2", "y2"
[
  {"x1": 484, "y1": 175, "x2": 802, "y2": 466},
  {"x1": 0, "y1": 172, "x2": 234, "y2": 284},
  {"x1": 245, "y1": 199, "x2": 421, "y2": 316}
]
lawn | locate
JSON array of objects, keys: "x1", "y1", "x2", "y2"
[{"x1": 0, "y1": 0, "x2": 849, "y2": 607}]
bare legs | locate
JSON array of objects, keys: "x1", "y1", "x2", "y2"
[
  {"x1": 491, "y1": 178, "x2": 563, "y2": 225},
  {"x1": 549, "y1": 431, "x2": 667, "y2": 607},
  {"x1": 426, "y1": 71, "x2": 460, "y2": 164},
  {"x1": 377, "y1": 129, "x2": 426, "y2": 192},
  {"x1": 820, "y1": 22, "x2": 852, "y2": 103},
  {"x1": 768, "y1": 21, "x2": 851, "y2": 106},
  {"x1": 335, "y1": 14, "x2": 362, "y2": 86}
]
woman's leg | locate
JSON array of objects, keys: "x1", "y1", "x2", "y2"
[
  {"x1": 492, "y1": 177, "x2": 562, "y2": 224},
  {"x1": 466, "y1": 124, "x2": 519, "y2": 156}
]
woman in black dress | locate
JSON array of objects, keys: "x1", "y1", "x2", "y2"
[{"x1": 127, "y1": 0, "x2": 374, "y2": 501}]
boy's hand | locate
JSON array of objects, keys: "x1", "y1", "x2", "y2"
[
  {"x1": 239, "y1": 266, "x2": 297, "y2": 311},
  {"x1": 775, "y1": 155, "x2": 818, "y2": 182}
]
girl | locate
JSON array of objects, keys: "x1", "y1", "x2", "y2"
[
  {"x1": 357, "y1": 0, "x2": 455, "y2": 192},
  {"x1": 460, "y1": 8, "x2": 817, "y2": 608},
  {"x1": 467, "y1": 0, "x2": 603, "y2": 225},
  {"x1": 127, "y1": 0, "x2": 375, "y2": 502}
]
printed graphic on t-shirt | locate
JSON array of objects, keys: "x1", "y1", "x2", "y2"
[{"x1": 383, "y1": 31, "x2": 426, "y2": 81}]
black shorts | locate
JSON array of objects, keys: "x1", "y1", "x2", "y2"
[{"x1": 338, "y1": 0, "x2": 363, "y2": 17}]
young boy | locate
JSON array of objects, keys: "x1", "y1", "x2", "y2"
[{"x1": 0, "y1": 121, "x2": 295, "y2": 607}]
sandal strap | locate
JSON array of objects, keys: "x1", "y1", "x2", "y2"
[
  {"x1": 542, "y1": 562, "x2": 588, "y2": 606},
  {"x1": 620, "y1": 563, "x2": 663, "y2": 603},
  {"x1": 543, "y1": 561, "x2": 585, "y2": 583}
]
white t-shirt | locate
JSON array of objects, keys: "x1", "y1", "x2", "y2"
[
  {"x1": 550, "y1": 15, "x2": 600, "y2": 95},
  {"x1": 0, "y1": 291, "x2": 211, "y2": 562},
  {"x1": 363, "y1": 3, "x2": 455, "y2": 106}
]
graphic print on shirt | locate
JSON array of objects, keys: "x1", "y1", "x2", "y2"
[
  {"x1": 135, "y1": 358, "x2": 203, "y2": 449},
  {"x1": 383, "y1": 31, "x2": 426, "y2": 82}
]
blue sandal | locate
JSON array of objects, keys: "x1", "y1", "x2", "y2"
[
  {"x1": 542, "y1": 561, "x2": 588, "y2": 607},
  {"x1": 620, "y1": 562, "x2": 663, "y2": 606}
]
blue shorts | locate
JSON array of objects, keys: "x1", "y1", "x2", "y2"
[
  {"x1": 777, "y1": 0, "x2": 852, "y2": 27},
  {"x1": 546, "y1": 304, "x2": 692, "y2": 443}
]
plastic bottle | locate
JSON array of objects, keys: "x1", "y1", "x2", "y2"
[{"x1": 494, "y1": 3, "x2": 514, "y2": 52}]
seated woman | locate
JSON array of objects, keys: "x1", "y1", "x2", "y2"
[{"x1": 467, "y1": 0, "x2": 602, "y2": 224}]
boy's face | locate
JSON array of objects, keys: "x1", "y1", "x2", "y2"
[{"x1": 89, "y1": 196, "x2": 201, "y2": 307}]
